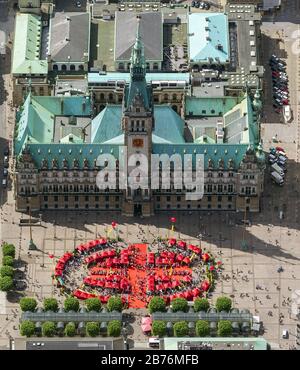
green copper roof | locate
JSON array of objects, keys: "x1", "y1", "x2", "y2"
[
  {"x1": 15, "y1": 94, "x2": 92, "y2": 156},
  {"x1": 12, "y1": 13, "x2": 48, "y2": 75},
  {"x1": 91, "y1": 105, "x2": 185, "y2": 145}
]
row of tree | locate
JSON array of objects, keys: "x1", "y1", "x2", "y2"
[
  {"x1": 20, "y1": 320, "x2": 121, "y2": 338},
  {"x1": 0, "y1": 243, "x2": 16, "y2": 292},
  {"x1": 148, "y1": 296, "x2": 232, "y2": 313},
  {"x1": 19, "y1": 296, "x2": 123, "y2": 313},
  {"x1": 151, "y1": 320, "x2": 233, "y2": 337}
]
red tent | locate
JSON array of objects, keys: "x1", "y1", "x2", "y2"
[
  {"x1": 155, "y1": 257, "x2": 162, "y2": 265},
  {"x1": 161, "y1": 275, "x2": 170, "y2": 282},
  {"x1": 182, "y1": 275, "x2": 192, "y2": 283},
  {"x1": 99, "y1": 238, "x2": 107, "y2": 245},
  {"x1": 182, "y1": 257, "x2": 191, "y2": 265},
  {"x1": 201, "y1": 281, "x2": 210, "y2": 291},
  {"x1": 96, "y1": 280, "x2": 105, "y2": 287},
  {"x1": 107, "y1": 250, "x2": 116, "y2": 257},
  {"x1": 176, "y1": 254, "x2": 184, "y2": 262},
  {"x1": 177, "y1": 240, "x2": 187, "y2": 249},
  {"x1": 192, "y1": 288, "x2": 201, "y2": 297},
  {"x1": 202, "y1": 253, "x2": 210, "y2": 262},
  {"x1": 172, "y1": 280, "x2": 180, "y2": 288},
  {"x1": 168, "y1": 238, "x2": 177, "y2": 247}
]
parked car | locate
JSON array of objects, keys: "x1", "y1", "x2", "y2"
[
  {"x1": 3, "y1": 168, "x2": 8, "y2": 177},
  {"x1": 2, "y1": 179, "x2": 7, "y2": 189},
  {"x1": 271, "y1": 171, "x2": 284, "y2": 186},
  {"x1": 3, "y1": 147, "x2": 9, "y2": 156}
]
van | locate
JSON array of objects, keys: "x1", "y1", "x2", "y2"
[
  {"x1": 271, "y1": 163, "x2": 284, "y2": 177},
  {"x1": 149, "y1": 337, "x2": 160, "y2": 348},
  {"x1": 271, "y1": 172, "x2": 284, "y2": 186}
]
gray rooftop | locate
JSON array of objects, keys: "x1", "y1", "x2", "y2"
[
  {"x1": 114, "y1": 11, "x2": 163, "y2": 61},
  {"x1": 49, "y1": 12, "x2": 90, "y2": 62}
]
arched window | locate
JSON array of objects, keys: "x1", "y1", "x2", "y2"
[
  {"x1": 172, "y1": 94, "x2": 177, "y2": 101},
  {"x1": 70, "y1": 65, "x2": 75, "y2": 71},
  {"x1": 102, "y1": 64, "x2": 107, "y2": 72},
  {"x1": 146, "y1": 63, "x2": 150, "y2": 70},
  {"x1": 53, "y1": 64, "x2": 58, "y2": 71},
  {"x1": 164, "y1": 94, "x2": 169, "y2": 101},
  {"x1": 118, "y1": 63, "x2": 124, "y2": 70},
  {"x1": 100, "y1": 93, "x2": 105, "y2": 101},
  {"x1": 61, "y1": 64, "x2": 67, "y2": 71},
  {"x1": 78, "y1": 65, "x2": 84, "y2": 71},
  {"x1": 153, "y1": 62, "x2": 158, "y2": 70},
  {"x1": 108, "y1": 93, "x2": 113, "y2": 101}
]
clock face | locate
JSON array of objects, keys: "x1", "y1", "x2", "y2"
[{"x1": 133, "y1": 138, "x2": 144, "y2": 148}]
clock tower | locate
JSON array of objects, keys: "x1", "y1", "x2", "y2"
[{"x1": 121, "y1": 17, "x2": 154, "y2": 217}]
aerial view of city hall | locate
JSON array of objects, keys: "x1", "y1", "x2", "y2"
[{"x1": 0, "y1": 0, "x2": 300, "y2": 353}]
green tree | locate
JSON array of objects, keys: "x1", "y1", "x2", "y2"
[
  {"x1": 174, "y1": 321, "x2": 189, "y2": 337},
  {"x1": 2, "y1": 244, "x2": 15, "y2": 258},
  {"x1": 86, "y1": 322, "x2": 100, "y2": 337},
  {"x1": 194, "y1": 298, "x2": 210, "y2": 312},
  {"x1": 196, "y1": 320, "x2": 210, "y2": 337},
  {"x1": 19, "y1": 297, "x2": 37, "y2": 312},
  {"x1": 107, "y1": 320, "x2": 121, "y2": 337},
  {"x1": 171, "y1": 298, "x2": 188, "y2": 313},
  {"x1": 152, "y1": 321, "x2": 166, "y2": 337},
  {"x1": 0, "y1": 265, "x2": 14, "y2": 278},
  {"x1": 107, "y1": 296, "x2": 123, "y2": 312},
  {"x1": 20, "y1": 320, "x2": 36, "y2": 337},
  {"x1": 215, "y1": 296, "x2": 232, "y2": 312},
  {"x1": 218, "y1": 320, "x2": 233, "y2": 337},
  {"x1": 42, "y1": 321, "x2": 56, "y2": 337},
  {"x1": 64, "y1": 297, "x2": 79, "y2": 312},
  {"x1": 43, "y1": 298, "x2": 58, "y2": 312},
  {"x1": 64, "y1": 322, "x2": 76, "y2": 337},
  {"x1": 85, "y1": 298, "x2": 102, "y2": 312},
  {"x1": 148, "y1": 297, "x2": 166, "y2": 314},
  {"x1": 2, "y1": 256, "x2": 14, "y2": 267},
  {"x1": 0, "y1": 276, "x2": 13, "y2": 292}
]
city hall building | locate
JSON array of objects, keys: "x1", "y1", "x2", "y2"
[{"x1": 14, "y1": 23, "x2": 265, "y2": 217}]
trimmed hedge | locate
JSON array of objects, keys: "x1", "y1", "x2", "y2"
[
  {"x1": 86, "y1": 322, "x2": 100, "y2": 337},
  {"x1": 195, "y1": 320, "x2": 210, "y2": 337},
  {"x1": 173, "y1": 321, "x2": 189, "y2": 337},
  {"x1": 148, "y1": 297, "x2": 166, "y2": 314},
  {"x1": 43, "y1": 298, "x2": 58, "y2": 312},
  {"x1": 152, "y1": 321, "x2": 166, "y2": 337},
  {"x1": 194, "y1": 298, "x2": 210, "y2": 312},
  {"x1": 64, "y1": 297, "x2": 79, "y2": 312},
  {"x1": 171, "y1": 298, "x2": 188, "y2": 313},
  {"x1": 215, "y1": 297, "x2": 232, "y2": 312},
  {"x1": 218, "y1": 320, "x2": 233, "y2": 337},
  {"x1": 0, "y1": 265, "x2": 14, "y2": 278},
  {"x1": 20, "y1": 320, "x2": 36, "y2": 337},
  {"x1": 2, "y1": 244, "x2": 16, "y2": 258},
  {"x1": 107, "y1": 296, "x2": 123, "y2": 312},
  {"x1": 20, "y1": 297, "x2": 37, "y2": 312},
  {"x1": 42, "y1": 321, "x2": 56, "y2": 337},
  {"x1": 107, "y1": 320, "x2": 121, "y2": 337}
]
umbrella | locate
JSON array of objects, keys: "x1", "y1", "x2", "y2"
[
  {"x1": 141, "y1": 323, "x2": 152, "y2": 333},
  {"x1": 107, "y1": 250, "x2": 116, "y2": 257},
  {"x1": 192, "y1": 288, "x2": 201, "y2": 297},
  {"x1": 142, "y1": 316, "x2": 152, "y2": 325}
]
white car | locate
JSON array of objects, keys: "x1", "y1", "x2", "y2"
[{"x1": 283, "y1": 105, "x2": 292, "y2": 123}]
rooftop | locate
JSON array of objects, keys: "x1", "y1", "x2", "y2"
[
  {"x1": 162, "y1": 337, "x2": 268, "y2": 350},
  {"x1": 114, "y1": 11, "x2": 163, "y2": 62},
  {"x1": 12, "y1": 13, "x2": 48, "y2": 75},
  {"x1": 188, "y1": 13, "x2": 229, "y2": 64},
  {"x1": 49, "y1": 12, "x2": 90, "y2": 63},
  {"x1": 88, "y1": 72, "x2": 190, "y2": 84}
]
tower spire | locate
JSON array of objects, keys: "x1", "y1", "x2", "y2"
[{"x1": 130, "y1": 16, "x2": 146, "y2": 80}]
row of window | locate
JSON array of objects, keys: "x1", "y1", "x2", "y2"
[
  {"x1": 156, "y1": 195, "x2": 234, "y2": 202},
  {"x1": 43, "y1": 196, "x2": 120, "y2": 202},
  {"x1": 156, "y1": 204, "x2": 238, "y2": 210},
  {"x1": 43, "y1": 204, "x2": 120, "y2": 210}
]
